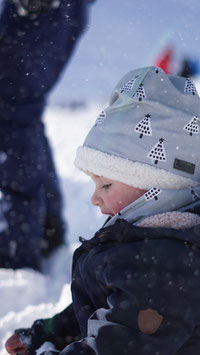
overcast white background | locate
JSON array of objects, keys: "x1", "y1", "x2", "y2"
[{"x1": 49, "y1": 0, "x2": 200, "y2": 105}]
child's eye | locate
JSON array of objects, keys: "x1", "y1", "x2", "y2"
[{"x1": 102, "y1": 183, "x2": 112, "y2": 190}]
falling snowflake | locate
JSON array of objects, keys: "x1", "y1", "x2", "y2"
[
  {"x1": 134, "y1": 114, "x2": 152, "y2": 138},
  {"x1": 147, "y1": 138, "x2": 166, "y2": 164},
  {"x1": 0, "y1": 190, "x2": 11, "y2": 233},
  {"x1": 184, "y1": 116, "x2": 199, "y2": 136},
  {"x1": 0, "y1": 151, "x2": 7, "y2": 164}
]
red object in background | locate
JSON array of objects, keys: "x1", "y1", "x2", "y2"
[{"x1": 154, "y1": 46, "x2": 173, "y2": 74}]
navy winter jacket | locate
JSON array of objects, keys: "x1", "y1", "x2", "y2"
[{"x1": 17, "y1": 204, "x2": 200, "y2": 354}]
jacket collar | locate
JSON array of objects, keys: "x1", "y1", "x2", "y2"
[{"x1": 72, "y1": 216, "x2": 200, "y2": 273}]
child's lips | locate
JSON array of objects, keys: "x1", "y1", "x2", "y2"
[
  {"x1": 100, "y1": 208, "x2": 114, "y2": 216},
  {"x1": 101, "y1": 209, "x2": 108, "y2": 215}
]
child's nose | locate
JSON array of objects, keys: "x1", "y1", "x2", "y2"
[{"x1": 91, "y1": 190, "x2": 103, "y2": 206}]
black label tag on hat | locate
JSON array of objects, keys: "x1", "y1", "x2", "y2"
[{"x1": 173, "y1": 158, "x2": 195, "y2": 174}]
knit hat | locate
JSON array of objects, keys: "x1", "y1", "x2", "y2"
[{"x1": 75, "y1": 66, "x2": 200, "y2": 190}]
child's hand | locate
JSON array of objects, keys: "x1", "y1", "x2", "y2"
[{"x1": 5, "y1": 333, "x2": 28, "y2": 355}]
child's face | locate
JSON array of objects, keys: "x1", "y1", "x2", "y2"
[{"x1": 90, "y1": 174, "x2": 147, "y2": 216}]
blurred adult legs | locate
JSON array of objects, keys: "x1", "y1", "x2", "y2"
[{"x1": 0, "y1": 0, "x2": 89, "y2": 270}]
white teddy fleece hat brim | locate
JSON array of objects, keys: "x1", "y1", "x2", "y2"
[
  {"x1": 75, "y1": 146, "x2": 198, "y2": 190},
  {"x1": 75, "y1": 66, "x2": 200, "y2": 189}
]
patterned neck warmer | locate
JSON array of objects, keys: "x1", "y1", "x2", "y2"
[{"x1": 104, "y1": 185, "x2": 200, "y2": 227}]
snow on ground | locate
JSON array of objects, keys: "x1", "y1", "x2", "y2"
[{"x1": 0, "y1": 104, "x2": 106, "y2": 353}]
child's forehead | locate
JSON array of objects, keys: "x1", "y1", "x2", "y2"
[{"x1": 89, "y1": 173, "x2": 113, "y2": 183}]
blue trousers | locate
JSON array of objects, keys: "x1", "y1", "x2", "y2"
[{"x1": 0, "y1": 0, "x2": 89, "y2": 270}]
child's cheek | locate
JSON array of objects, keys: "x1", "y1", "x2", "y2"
[{"x1": 112, "y1": 200, "x2": 125, "y2": 214}]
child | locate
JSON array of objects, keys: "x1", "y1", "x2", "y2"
[{"x1": 5, "y1": 66, "x2": 200, "y2": 354}]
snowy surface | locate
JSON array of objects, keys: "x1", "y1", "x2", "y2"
[{"x1": 0, "y1": 104, "x2": 105, "y2": 353}]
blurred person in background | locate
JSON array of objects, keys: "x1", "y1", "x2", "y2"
[{"x1": 0, "y1": 0, "x2": 92, "y2": 271}]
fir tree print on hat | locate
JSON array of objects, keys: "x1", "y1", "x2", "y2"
[
  {"x1": 147, "y1": 138, "x2": 166, "y2": 165},
  {"x1": 95, "y1": 111, "x2": 106, "y2": 125},
  {"x1": 120, "y1": 78, "x2": 136, "y2": 93},
  {"x1": 184, "y1": 78, "x2": 198, "y2": 95},
  {"x1": 75, "y1": 67, "x2": 200, "y2": 190},
  {"x1": 145, "y1": 188, "x2": 161, "y2": 201},
  {"x1": 155, "y1": 67, "x2": 164, "y2": 74},
  {"x1": 184, "y1": 116, "x2": 199, "y2": 136},
  {"x1": 134, "y1": 114, "x2": 152, "y2": 139},
  {"x1": 191, "y1": 189, "x2": 200, "y2": 201},
  {"x1": 132, "y1": 84, "x2": 146, "y2": 101}
]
